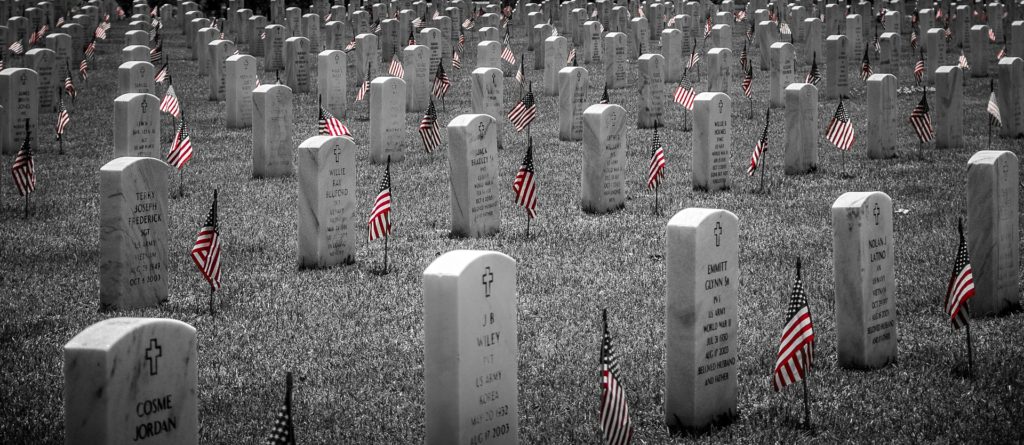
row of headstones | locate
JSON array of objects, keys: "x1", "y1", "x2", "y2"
[{"x1": 66, "y1": 160, "x2": 1020, "y2": 440}]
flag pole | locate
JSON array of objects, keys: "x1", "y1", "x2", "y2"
[
  {"x1": 525, "y1": 215, "x2": 530, "y2": 239},
  {"x1": 759, "y1": 149, "x2": 766, "y2": 193},
  {"x1": 802, "y1": 374, "x2": 811, "y2": 428},
  {"x1": 24, "y1": 192, "x2": 29, "y2": 218},
  {"x1": 383, "y1": 234, "x2": 389, "y2": 274},
  {"x1": 209, "y1": 285, "x2": 215, "y2": 316},
  {"x1": 966, "y1": 309, "x2": 974, "y2": 377}
]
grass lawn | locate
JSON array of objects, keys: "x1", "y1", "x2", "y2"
[{"x1": 1, "y1": 14, "x2": 1022, "y2": 444}]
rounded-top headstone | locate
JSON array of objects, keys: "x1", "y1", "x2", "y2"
[
  {"x1": 966, "y1": 150, "x2": 1020, "y2": 315},
  {"x1": 582, "y1": 103, "x2": 628, "y2": 213},
  {"x1": 297, "y1": 135, "x2": 358, "y2": 268},
  {"x1": 446, "y1": 113, "x2": 501, "y2": 238}
]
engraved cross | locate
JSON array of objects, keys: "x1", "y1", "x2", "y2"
[
  {"x1": 145, "y1": 338, "x2": 162, "y2": 376},
  {"x1": 873, "y1": 203, "x2": 880, "y2": 225},
  {"x1": 713, "y1": 222, "x2": 722, "y2": 247},
  {"x1": 482, "y1": 266, "x2": 494, "y2": 298}
]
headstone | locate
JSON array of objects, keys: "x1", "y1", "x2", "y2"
[
  {"x1": 877, "y1": 32, "x2": 900, "y2": 77},
  {"x1": 1012, "y1": 21, "x2": 1024, "y2": 59},
  {"x1": 194, "y1": 27, "x2": 217, "y2": 74},
  {"x1": 555, "y1": 66, "x2": 589, "y2": 141},
  {"x1": 638, "y1": 53, "x2": 666, "y2": 128},
  {"x1": 769, "y1": 42, "x2": 796, "y2": 108},
  {"x1": 324, "y1": 20, "x2": 344, "y2": 50},
  {"x1": 64, "y1": 318, "x2": 197, "y2": 443},
  {"x1": 692, "y1": 93, "x2": 732, "y2": 190},
  {"x1": 423, "y1": 250, "x2": 518, "y2": 445},
  {"x1": 445, "y1": 114, "x2": 501, "y2": 237},
  {"x1": 117, "y1": 61, "x2": 155, "y2": 95},
  {"x1": 996, "y1": 57, "x2": 1024, "y2": 138},
  {"x1": 381, "y1": 18, "x2": 399, "y2": 62},
  {"x1": 931, "y1": 66, "x2": 963, "y2": 149},
  {"x1": 282, "y1": 36, "x2": 311, "y2": 93},
  {"x1": 113, "y1": 93, "x2": 160, "y2": 158},
  {"x1": 532, "y1": 24, "x2": 552, "y2": 69},
  {"x1": 825, "y1": 34, "x2": 849, "y2": 99},
  {"x1": 297, "y1": 135, "x2": 357, "y2": 268},
  {"x1": 0, "y1": 71, "x2": 40, "y2": 156},
  {"x1": 711, "y1": 24, "x2": 731, "y2": 49},
  {"x1": 966, "y1": 150, "x2": 1020, "y2": 315},
  {"x1": 26, "y1": 48, "x2": 57, "y2": 112},
  {"x1": 803, "y1": 18, "x2": 823, "y2": 65},
  {"x1": 784, "y1": 83, "x2": 818, "y2": 174},
  {"x1": 301, "y1": 14, "x2": 321, "y2": 51},
  {"x1": 98, "y1": 157, "x2": 170, "y2": 309},
  {"x1": 662, "y1": 28, "x2": 684, "y2": 82},
  {"x1": 355, "y1": 33, "x2": 381, "y2": 82},
  {"x1": 477, "y1": 40, "x2": 501, "y2": 71},
  {"x1": 122, "y1": 44, "x2": 151, "y2": 63},
  {"x1": 248, "y1": 15, "x2": 267, "y2": 57},
  {"x1": 757, "y1": 21, "x2": 779, "y2": 70},
  {"x1": 968, "y1": 25, "x2": 990, "y2": 77},
  {"x1": 125, "y1": 29, "x2": 149, "y2": 46},
  {"x1": 46, "y1": 33, "x2": 73, "y2": 79},
  {"x1": 421, "y1": 27, "x2": 445, "y2": 75},
  {"x1": 370, "y1": 77, "x2": 407, "y2": 163},
  {"x1": 866, "y1": 73, "x2": 897, "y2": 159},
  {"x1": 581, "y1": 104, "x2": 628, "y2": 213},
  {"x1": 318, "y1": 50, "x2": 347, "y2": 119},
  {"x1": 225, "y1": 54, "x2": 258, "y2": 129},
  {"x1": 252, "y1": 84, "x2": 294, "y2": 178},
  {"x1": 924, "y1": 28, "x2": 947, "y2": 84},
  {"x1": 664, "y1": 208, "x2": 739, "y2": 431},
  {"x1": 706, "y1": 47, "x2": 732, "y2": 93},
  {"x1": 831, "y1": 191, "x2": 897, "y2": 369},
  {"x1": 629, "y1": 17, "x2": 650, "y2": 59},
  {"x1": 543, "y1": 36, "x2": 568, "y2": 94},
  {"x1": 404, "y1": 44, "x2": 431, "y2": 112},
  {"x1": 603, "y1": 32, "x2": 629, "y2": 89},
  {"x1": 845, "y1": 14, "x2": 863, "y2": 57},
  {"x1": 207, "y1": 39, "x2": 235, "y2": 101},
  {"x1": 264, "y1": 24, "x2": 287, "y2": 72},
  {"x1": 582, "y1": 20, "x2": 602, "y2": 64},
  {"x1": 470, "y1": 68, "x2": 504, "y2": 150},
  {"x1": 285, "y1": 7, "x2": 301, "y2": 34}
]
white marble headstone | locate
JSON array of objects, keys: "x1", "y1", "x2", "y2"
[
  {"x1": 446, "y1": 114, "x2": 501, "y2": 238},
  {"x1": 582, "y1": 104, "x2": 628, "y2": 213},
  {"x1": 298, "y1": 135, "x2": 358, "y2": 268},
  {"x1": 966, "y1": 151, "x2": 1020, "y2": 316}
]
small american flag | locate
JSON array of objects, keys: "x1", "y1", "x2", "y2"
[
  {"x1": 56, "y1": 94, "x2": 70, "y2": 140},
  {"x1": 160, "y1": 83, "x2": 182, "y2": 118},
  {"x1": 344, "y1": 39, "x2": 356, "y2": 52},
  {"x1": 673, "y1": 76, "x2": 696, "y2": 110},
  {"x1": 412, "y1": 16, "x2": 424, "y2": 29},
  {"x1": 64, "y1": 67, "x2": 77, "y2": 100},
  {"x1": 388, "y1": 54, "x2": 404, "y2": 78},
  {"x1": 265, "y1": 372, "x2": 296, "y2": 445},
  {"x1": 741, "y1": 64, "x2": 754, "y2": 98},
  {"x1": 826, "y1": 99, "x2": 855, "y2": 151},
  {"x1": 512, "y1": 136, "x2": 537, "y2": 218},
  {"x1": 805, "y1": 52, "x2": 821, "y2": 85},
  {"x1": 418, "y1": 99, "x2": 441, "y2": 153},
  {"x1": 600, "y1": 309, "x2": 634, "y2": 445},
  {"x1": 515, "y1": 58, "x2": 525, "y2": 84},
  {"x1": 686, "y1": 41, "x2": 701, "y2": 69},
  {"x1": 914, "y1": 54, "x2": 925, "y2": 83},
  {"x1": 739, "y1": 42, "x2": 748, "y2": 70},
  {"x1": 746, "y1": 20, "x2": 755, "y2": 42},
  {"x1": 507, "y1": 82, "x2": 537, "y2": 132},
  {"x1": 324, "y1": 12, "x2": 332, "y2": 22},
  {"x1": 647, "y1": 127, "x2": 665, "y2": 190},
  {"x1": 408, "y1": 28, "x2": 417, "y2": 46},
  {"x1": 501, "y1": 32, "x2": 517, "y2": 65},
  {"x1": 9, "y1": 40, "x2": 24, "y2": 55},
  {"x1": 988, "y1": 28, "x2": 997, "y2": 42},
  {"x1": 154, "y1": 63, "x2": 168, "y2": 83},
  {"x1": 356, "y1": 64, "x2": 370, "y2": 101},
  {"x1": 600, "y1": 85, "x2": 609, "y2": 104},
  {"x1": 996, "y1": 46, "x2": 1006, "y2": 60},
  {"x1": 457, "y1": 31, "x2": 466, "y2": 53},
  {"x1": 10, "y1": 121, "x2": 35, "y2": 197},
  {"x1": 318, "y1": 100, "x2": 351, "y2": 137},
  {"x1": 261, "y1": 30, "x2": 267, "y2": 40},
  {"x1": 735, "y1": 10, "x2": 747, "y2": 22},
  {"x1": 988, "y1": 80, "x2": 1002, "y2": 127},
  {"x1": 116, "y1": 6, "x2": 125, "y2": 18},
  {"x1": 85, "y1": 39, "x2": 96, "y2": 58},
  {"x1": 747, "y1": 108, "x2": 769, "y2": 175},
  {"x1": 703, "y1": 15, "x2": 712, "y2": 40},
  {"x1": 567, "y1": 46, "x2": 577, "y2": 65},
  {"x1": 772, "y1": 258, "x2": 815, "y2": 391},
  {"x1": 367, "y1": 157, "x2": 392, "y2": 241},
  {"x1": 57, "y1": 16, "x2": 65, "y2": 27},
  {"x1": 79, "y1": 59, "x2": 89, "y2": 81},
  {"x1": 910, "y1": 30, "x2": 918, "y2": 49},
  {"x1": 373, "y1": 21, "x2": 382, "y2": 33},
  {"x1": 462, "y1": 16, "x2": 474, "y2": 29},
  {"x1": 167, "y1": 114, "x2": 194, "y2": 169},
  {"x1": 958, "y1": 50, "x2": 969, "y2": 70},
  {"x1": 191, "y1": 189, "x2": 223, "y2": 291},
  {"x1": 860, "y1": 45, "x2": 873, "y2": 80},
  {"x1": 909, "y1": 92, "x2": 934, "y2": 143},
  {"x1": 452, "y1": 50, "x2": 462, "y2": 69},
  {"x1": 150, "y1": 40, "x2": 163, "y2": 64},
  {"x1": 432, "y1": 60, "x2": 451, "y2": 98},
  {"x1": 94, "y1": 25, "x2": 107, "y2": 40},
  {"x1": 944, "y1": 219, "x2": 975, "y2": 329}
]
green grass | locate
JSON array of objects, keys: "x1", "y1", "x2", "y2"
[{"x1": 1, "y1": 16, "x2": 1022, "y2": 444}]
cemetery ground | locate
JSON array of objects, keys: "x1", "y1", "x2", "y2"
[{"x1": 2, "y1": 21, "x2": 1023, "y2": 444}]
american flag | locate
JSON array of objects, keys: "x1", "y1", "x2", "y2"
[
  {"x1": 261, "y1": 30, "x2": 267, "y2": 40},
  {"x1": 746, "y1": 20, "x2": 755, "y2": 42},
  {"x1": 944, "y1": 219, "x2": 975, "y2": 329},
  {"x1": 914, "y1": 53, "x2": 925, "y2": 83},
  {"x1": 418, "y1": 99, "x2": 441, "y2": 153},
  {"x1": 408, "y1": 28, "x2": 417, "y2": 46},
  {"x1": 64, "y1": 66, "x2": 77, "y2": 100},
  {"x1": 687, "y1": 41, "x2": 701, "y2": 69},
  {"x1": 515, "y1": 58, "x2": 525, "y2": 84},
  {"x1": 367, "y1": 157, "x2": 392, "y2": 241},
  {"x1": 501, "y1": 32, "x2": 517, "y2": 65},
  {"x1": 155, "y1": 63, "x2": 168, "y2": 83},
  {"x1": 747, "y1": 108, "x2": 769, "y2": 175},
  {"x1": 958, "y1": 50, "x2": 969, "y2": 70},
  {"x1": 318, "y1": 100, "x2": 351, "y2": 137},
  {"x1": 10, "y1": 121, "x2": 35, "y2": 197},
  {"x1": 910, "y1": 30, "x2": 918, "y2": 49},
  {"x1": 432, "y1": 60, "x2": 451, "y2": 98},
  {"x1": 826, "y1": 99, "x2": 855, "y2": 151},
  {"x1": 599, "y1": 309, "x2": 634, "y2": 445},
  {"x1": 116, "y1": 6, "x2": 125, "y2": 18},
  {"x1": 457, "y1": 31, "x2": 466, "y2": 53},
  {"x1": 860, "y1": 45, "x2": 873, "y2": 80},
  {"x1": 0, "y1": 52, "x2": 4, "y2": 71},
  {"x1": 79, "y1": 59, "x2": 89, "y2": 81},
  {"x1": 160, "y1": 83, "x2": 182, "y2": 118},
  {"x1": 462, "y1": 16, "x2": 474, "y2": 29},
  {"x1": 412, "y1": 16, "x2": 424, "y2": 29},
  {"x1": 57, "y1": 16, "x2": 65, "y2": 27},
  {"x1": 673, "y1": 76, "x2": 696, "y2": 110},
  {"x1": 735, "y1": 10, "x2": 747, "y2": 22},
  {"x1": 512, "y1": 136, "x2": 537, "y2": 218},
  {"x1": 266, "y1": 372, "x2": 296, "y2": 445},
  {"x1": 150, "y1": 40, "x2": 162, "y2": 64},
  {"x1": 567, "y1": 46, "x2": 577, "y2": 65},
  {"x1": 85, "y1": 39, "x2": 96, "y2": 58},
  {"x1": 191, "y1": 189, "x2": 223, "y2": 291},
  {"x1": 739, "y1": 42, "x2": 748, "y2": 70},
  {"x1": 452, "y1": 50, "x2": 462, "y2": 69},
  {"x1": 703, "y1": 15, "x2": 712, "y2": 40},
  {"x1": 344, "y1": 39, "x2": 356, "y2": 52},
  {"x1": 772, "y1": 258, "x2": 815, "y2": 391},
  {"x1": 508, "y1": 82, "x2": 537, "y2": 132},
  {"x1": 741, "y1": 64, "x2": 754, "y2": 98},
  {"x1": 988, "y1": 28, "x2": 997, "y2": 42},
  {"x1": 356, "y1": 64, "x2": 370, "y2": 101},
  {"x1": 56, "y1": 94, "x2": 70, "y2": 140},
  {"x1": 324, "y1": 12, "x2": 332, "y2": 22},
  {"x1": 909, "y1": 92, "x2": 934, "y2": 143},
  {"x1": 805, "y1": 52, "x2": 821, "y2": 85},
  {"x1": 988, "y1": 80, "x2": 1002, "y2": 127},
  {"x1": 996, "y1": 46, "x2": 1006, "y2": 60},
  {"x1": 9, "y1": 40, "x2": 24, "y2": 55},
  {"x1": 600, "y1": 85, "x2": 609, "y2": 104},
  {"x1": 388, "y1": 54, "x2": 404, "y2": 78},
  {"x1": 373, "y1": 21, "x2": 382, "y2": 33},
  {"x1": 647, "y1": 127, "x2": 665, "y2": 190},
  {"x1": 167, "y1": 114, "x2": 194, "y2": 169},
  {"x1": 94, "y1": 25, "x2": 107, "y2": 40}
]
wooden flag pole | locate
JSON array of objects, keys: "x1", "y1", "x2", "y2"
[
  {"x1": 802, "y1": 375, "x2": 811, "y2": 428},
  {"x1": 178, "y1": 170, "x2": 184, "y2": 197},
  {"x1": 654, "y1": 186, "x2": 659, "y2": 216},
  {"x1": 383, "y1": 234, "x2": 389, "y2": 274},
  {"x1": 24, "y1": 193, "x2": 30, "y2": 218},
  {"x1": 209, "y1": 285, "x2": 215, "y2": 316}
]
